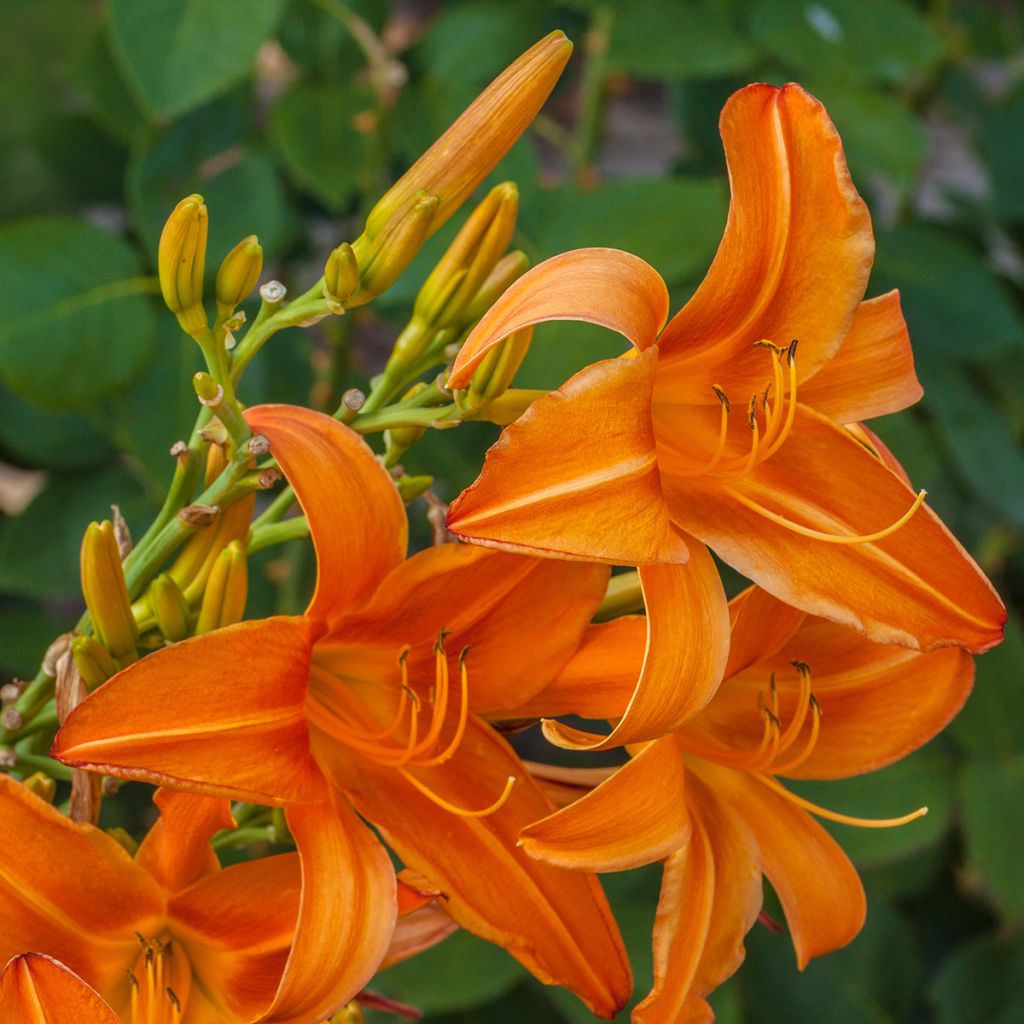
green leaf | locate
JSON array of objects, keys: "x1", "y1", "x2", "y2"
[
  {"x1": 950, "y1": 619, "x2": 1024, "y2": 757},
  {"x1": 0, "y1": 600, "x2": 68, "y2": 680},
  {"x1": 128, "y1": 98, "x2": 289, "y2": 264},
  {"x1": 931, "y1": 934, "x2": 1024, "y2": 1024},
  {"x1": 872, "y1": 226, "x2": 1024, "y2": 363},
  {"x1": 746, "y1": 0, "x2": 944, "y2": 84},
  {"x1": 106, "y1": 0, "x2": 287, "y2": 120},
  {"x1": 980, "y1": 84, "x2": 1024, "y2": 221},
  {"x1": 74, "y1": 28, "x2": 148, "y2": 146},
  {"x1": 0, "y1": 218, "x2": 157, "y2": 410},
  {"x1": 608, "y1": 1, "x2": 756, "y2": 79},
  {"x1": 269, "y1": 82, "x2": 375, "y2": 210},
  {"x1": 959, "y1": 755, "x2": 1024, "y2": 920},
  {"x1": 0, "y1": 465, "x2": 150, "y2": 600}
]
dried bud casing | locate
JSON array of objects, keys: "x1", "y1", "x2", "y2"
[
  {"x1": 71, "y1": 635, "x2": 118, "y2": 688},
  {"x1": 215, "y1": 235, "x2": 262, "y2": 317},
  {"x1": 150, "y1": 573, "x2": 192, "y2": 643},
  {"x1": 195, "y1": 540, "x2": 248, "y2": 635},
  {"x1": 80, "y1": 521, "x2": 137, "y2": 660},
  {"x1": 323, "y1": 242, "x2": 360, "y2": 308},
  {"x1": 158, "y1": 194, "x2": 209, "y2": 336}
]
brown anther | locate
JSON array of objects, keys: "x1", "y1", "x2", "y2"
[
  {"x1": 787, "y1": 339, "x2": 799, "y2": 363},
  {"x1": 247, "y1": 434, "x2": 271, "y2": 457},
  {"x1": 711, "y1": 384, "x2": 730, "y2": 412},
  {"x1": 458, "y1": 645, "x2": 472, "y2": 667},
  {"x1": 809, "y1": 693, "x2": 822, "y2": 716},
  {"x1": 762, "y1": 384, "x2": 771, "y2": 409},
  {"x1": 179, "y1": 503, "x2": 220, "y2": 527},
  {"x1": 111, "y1": 504, "x2": 132, "y2": 558},
  {"x1": 258, "y1": 468, "x2": 282, "y2": 489},
  {"x1": 167, "y1": 988, "x2": 182, "y2": 1011},
  {"x1": 433, "y1": 629, "x2": 451, "y2": 654},
  {"x1": 1, "y1": 707, "x2": 23, "y2": 732},
  {"x1": 753, "y1": 339, "x2": 786, "y2": 356},
  {"x1": 126, "y1": 969, "x2": 139, "y2": 989},
  {"x1": 145, "y1": 947, "x2": 154, "y2": 968},
  {"x1": 135, "y1": 932, "x2": 152, "y2": 952},
  {"x1": 789, "y1": 659, "x2": 811, "y2": 675},
  {"x1": 747, "y1": 395, "x2": 758, "y2": 429}
]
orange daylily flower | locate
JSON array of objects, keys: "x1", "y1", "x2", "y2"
[
  {"x1": 0, "y1": 774, "x2": 447, "y2": 1023},
  {"x1": 54, "y1": 405, "x2": 632, "y2": 1019},
  {"x1": 446, "y1": 82, "x2": 1004, "y2": 656},
  {"x1": 516, "y1": 586, "x2": 975, "y2": 1023}
]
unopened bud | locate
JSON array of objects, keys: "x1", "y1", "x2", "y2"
[
  {"x1": 396, "y1": 473, "x2": 434, "y2": 503},
  {"x1": 457, "y1": 250, "x2": 530, "y2": 328},
  {"x1": 149, "y1": 573, "x2": 192, "y2": 643},
  {"x1": 329, "y1": 1003, "x2": 364, "y2": 1024},
  {"x1": 384, "y1": 383, "x2": 429, "y2": 464},
  {"x1": 353, "y1": 193, "x2": 439, "y2": 301},
  {"x1": 193, "y1": 372, "x2": 222, "y2": 405},
  {"x1": 106, "y1": 826, "x2": 138, "y2": 855},
  {"x1": 465, "y1": 325, "x2": 533, "y2": 409},
  {"x1": 324, "y1": 242, "x2": 360, "y2": 310},
  {"x1": 215, "y1": 234, "x2": 263, "y2": 317},
  {"x1": 195, "y1": 540, "x2": 248, "y2": 634},
  {"x1": 72, "y1": 635, "x2": 118, "y2": 688},
  {"x1": 158, "y1": 194, "x2": 209, "y2": 337},
  {"x1": 22, "y1": 772, "x2": 57, "y2": 804},
  {"x1": 80, "y1": 521, "x2": 137, "y2": 660}
]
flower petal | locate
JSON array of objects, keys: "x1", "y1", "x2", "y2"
[
  {"x1": 519, "y1": 737, "x2": 690, "y2": 871},
  {"x1": 135, "y1": 789, "x2": 236, "y2": 894},
  {"x1": 662, "y1": 404, "x2": 1006, "y2": 652},
  {"x1": 260, "y1": 795, "x2": 398, "y2": 1024},
  {"x1": 696, "y1": 762, "x2": 865, "y2": 968},
  {"x1": 246, "y1": 405, "x2": 407, "y2": 623},
  {"x1": 450, "y1": 349, "x2": 689, "y2": 566},
  {"x1": 799, "y1": 292, "x2": 922, "y2": 423},
  {"x1": 655, "y1": 83, "x2": 873, "y2": 401},
  {"x1": 53, "y1": 617, "x2": 328, "y2": 806},
  {"x1": 313, "y1": 718, "x2": 632, "y2": 1018},
  {"x1": 381, "y1": 904, "x2": 459, "y2": 970},
  {"x1": 725, "y1": 585, "x2": 806, "y2": 680},
  {"x1": 543, "y1": 549, "x2": 730, "y2": 751},
  {"x1": 0, "y1": 953, "x2": 120, "y2": 1024},
  {"x1": 0, "y1": 775, "x2": 163, "y2": 996},
  {"x1": 448, "y1": 248, "x2": 669, "y2": 387}
]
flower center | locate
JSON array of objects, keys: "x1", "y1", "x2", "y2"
[{"x1": 126, "y1": 933, "x2": 191, "y2": 1024}]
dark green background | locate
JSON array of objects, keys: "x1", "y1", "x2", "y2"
[{"x1": 1, "y1": 0, "x2": 1022, "y2": 1020}]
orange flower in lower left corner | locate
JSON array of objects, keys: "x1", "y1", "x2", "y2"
[
  {"x1": 0, "y1": 774, "x2": 439, "y2": 1023},
  {"x1": 53, "y1": 405, "x2": 632, "y2": 1020}
]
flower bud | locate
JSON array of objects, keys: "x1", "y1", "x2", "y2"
[
  {"x1": 80, "y1": 520, "x2": 137, "y2": 660},
  {"x1": 396, "y1": 473, "x2": 434, "y2": 503},
  {"x1": 215, "y1": 235, "x2": 262, "y2": 318},
  {"x1": 150, "y1": 573, "x2": 192, "y2": 643},
  {"x1": 464, "y1": 326, "x2": 533, "y2": 410},
  {"x1": 353, "y1": 193, "x2": 440, "y2": 301},
  {"x1": 456, "y1": 250, "x2": 530, "y2": 329},
  {"x1": 71, "y1": 635, "x2": 118, "y2": 688},
  {"x1": 323, "y1": 242, "x2": 360, "y2": 310},
  {"x1": 384, "y1": 383, "x2": 429, "y2": 464},
  {"x1": 361, "y1": 32, "x2": 572, "y2": 242},
  {"x1": 158, "y1": 194, "x2": 209, "y2": 337},
  {"x1": 21, "y1": 772, "x2": 57, "y2": 804},
  {"x1": 195, "y1": 540, "x2": 248, "y2": 635}
]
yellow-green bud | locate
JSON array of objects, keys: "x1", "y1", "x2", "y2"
[
  {"x1": 352, "y1": 193, "x2": 439, "y2": 301},
  {"x1": 22, "y1": 772, "x2": 57, "y2": 804},
  {"x1": 215, "y1": 235, "x2": 262, "y2": 318},
  {"x1": 396, "y1": 473, "x2": 434, "y2": 503},
  {"x1": 465, "y1": 325, "x2": 533, "y2": 409},
  {"x1": 193, "y1": 371, "x2": 222, "y2": 404},
  {"x1": 158, "y1": 194, "x2": 209, "y2": 337},
  {"x1": 329, "y1": 1003, "x2": 364, "y2": 1024},
  {"x1": 324, "y1": 242, "x2": 360, "y2": 310},
  {"x1": 106, "y1": 827, "x2": 139, "y2": 856},
  {"x1": 150, "y1": 573, "x2": 192, "y2": 643},
  {"x1": 80, "y1": 521, "x2": 138, "y2": 660},
  {"x1": 71, "y1": 635, "x2": 118, "y2": 688},
  {"x1": 457, "y1": 250, "x2": 530, "y2": 329},
  {"x1": 195, "y1": 540, "x2": 248, "y2": 635}
]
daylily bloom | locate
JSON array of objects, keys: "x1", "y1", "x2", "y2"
[
  {"x1": 54, "y1": 405, "x2": 632, "y2": 1018},
  {"x1": 515, "y1": 586, "x2": 975, "y2": 1023},
  {"x1": 446, "y1": 82, "x2": 1004, "y2": 655},
  {"x1": 0, "y1": 953, "x2": 119, "y2": 1024},
  {"x1": 0, "y1": 773, "x2": 443, "y2": 1023}
]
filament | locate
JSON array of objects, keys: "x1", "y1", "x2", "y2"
[{"x1": 398, "y1": 769, "x2": 516, "y2": 818}]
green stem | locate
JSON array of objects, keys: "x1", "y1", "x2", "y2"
[
  {"x1": 211, "y1": 825, "x2": 279, "y2": 850},
  {"x1": 13, "y1": 752, "x2": 74, "y2": 781},
  {"x1": 571, "y1": 5, "x2": 614, "y2": 174},
  {"x1": 251, "y1": 485, "x2": 297, "y2": 530},
  {"x1": 248, "y1": 516, "x2": 309, "y2": 555},
  {"x1": 351, "y1": 403, "x2": 462, "y2": 433}
]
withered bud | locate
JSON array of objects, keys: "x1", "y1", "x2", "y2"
[
  {"x1": 179, "y1": 504, "x2": 221, "y2": 527},
  {"x1": 42, "y1": 633, "x2": 73, "y2": 678},
  {"x1": 258, "y1": 468, "x2": 281, "y2": 489},
  {"x1": 111, "y1": 504, "x2": 132, "y2": 559},
  {"x1": 247, "y1": 434, "x2": 271, "y2": 457},
  {"x1": 0, "y1": 682, "x2": 22, "y2": 704},
  {"x1": 170, "y1": 440, "x2": 190, "y2": 461},
  {"x1": 1, "y1": 707, "x2": 23, "y2": 732},
  {"x1": 55, "y1": 650, "x2": 87, "y2": 726},
  {"x1": 0, "y1": 748, "x2": 17, "y2": 769}
]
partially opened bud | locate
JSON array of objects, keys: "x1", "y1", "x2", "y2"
[
  {"x1": 215, "y1": 235, "x2": 262, "y2": 318},
  {"x1": 324, "y1": 242, "x2": 360, "y2": 310},
  {"x1": 354, "y1": 193, "x2": 440, "y2": 300},
  {"x1": 158, "y1": 194, "x2": 209, "y2": 337},
  {"x1": 80, "y1": 521, "x2": 137, "y2": 660},
  {"x1": 361, "y1": 31, "x2": 572, "y2": 241},
  {"x1": 456, "y1": 250, "x2": 530, "y2": 330},
  {"x1": 71, "y1": 635, "x2": 118, "y2": 688},
  {"x1": 195, "y1": 540, "x2": 248, "y2": 634},
  {"x1": 150, "y1": 573, "x2": 191, "y2": 643},
  {"x1": 464, "y1": 326, "x2": 533, "y2": 409}
]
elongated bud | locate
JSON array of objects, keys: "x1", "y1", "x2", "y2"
[
  {"x1": 193, "y1": 371, "x2": 221, "y2": 404},
  {"x1": 465, "y1": 326, "x2": 533, "y2": 409},
  {"x1": 21, "y1": 772, "x2": 57, "y2": 804},
  {"x1": 195, "y1": 540, "x2": 248, "y2": 634},
  {"x1": 80, "y1": 521, "x2": 137, "y2": 659},
  {"x1": 416, "y1": 182, "x2": 519, "y2": 329},
  {"x1": 324, "y1": 242, "x2": 360, "y2": 310},
  {"x1": 354, "y1": 193, "x2": 439, "y2": 300},
  {"x1": 396, "y1": 473, "x2": 434, "y2": 503},
  {"x1": 71, "y1": 635, "x2": 118, "y2": 688},
  {"x1": 150, "y1": 573, "x2": 192, "y2": 643},
  {"x1": 457, "y1": 250, "x2": 530, "y2": 328},
  {"x1": 158, "y1": 194, "x2": 209, "y2": 337},
  {"x1": 361, "y1": 32, "x2": 572, "y2": 241},
  {"x1": 215, "y1": 235, "x2": 262, "y2": 318}
]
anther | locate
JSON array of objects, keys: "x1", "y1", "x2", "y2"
[
  {"x1": 711, "y1": 384, "x2": 730, "y2": 412},
  {"x1": 167, "y1": 988, "x2": 181, "y2": 1011},
  {"x1": 787, "y1": 339, "x2": 798, "y2": 364},
  {"x1": 126, "y1": 970, "x2": 139, "y2": 989},
  {"x1": 134, "y1": 933, "x2": 151, "y2": 952},
  {"x1": 747, "y1": 395, "x2": 758, "y2": 430}
]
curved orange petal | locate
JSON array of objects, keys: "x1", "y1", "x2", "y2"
[
  {"x1": 799, "y1": 292, "x2": 922, "y2": 423},
  {"x1": 655, "y1": 83, "x2": 873, "y2": 402},
  {"x1": 312, "y1": 718, "x2": 632, "y2": 1019},
  {"x1": 448, "y1": 248, "x2": 669, "y2": 387},
  {"x1": 381, "y1": 904, "x2": 459, "y2": 970},
  {"x1": 259, "y1": 795, "x2": 397, "y2": 1024},
  {"x1": 696, "y1": 762, "x2": 865, "y2": 968},
  {"x1": 449, "y1": 350, "x2": 688, "y2": 566},
  {"x1": 725, "y1": 586, "x2": 806, "y2": 680},
  {"x1": 634, "y1": 771, "x2": 762, "y2": 1024},
  {"x1": 135, "y1": 790, "x2": 236, "y2": 894},
  {"x1": 519, "y1": 737, "x2": 690, "y2": 871},
  {"x1": 53, "y1": 617, "x2": 328, "y2": 806},
  {"x1": 246, "y1": 405, "x2": 407, "y2": 624},
  {"x1": 543, "y1": 550, "x2": 729, "y2": 751},
  {"x1": 323, "y1": 544, "x2": 608, "y2": 714},
  {"x1": 662, "y1": 404, "x2": 1006, "y2": 653},
  {"x1": 168, "y1": 854, "x2": 301, "y2": 1020},
  {"x1": 0, "y1": 775, "x2": 163, "y2": 996},
  {"x1": 0, "y1": 953, "x2": 120, "y2": 1024}
]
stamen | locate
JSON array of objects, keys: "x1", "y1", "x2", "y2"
[
  {"x1": 712, "y1": 404, "x2": 760, "y2": 483},
  {"x1": 774, "y1": 661, "x2": 811, "y2": 754},
  {"x1": 674, "y1": 385, "x2": 731, "y2": 477},
  {"x1": 167, "y1": 988, "x2": 181, "y2": 1013},
  {"x1": 727, "y1": 488, "x2": 927, "y2": 544},
  {"x1": 419, "y1": 647, "x2": 472, "y2": 766},
  {"x1": 398, "y1": 769, "x2": 516, "y2": 817},
  {"x1": 771, "y1": 696, "x2": 821, "y2": 774},
  {"x1": 755, "y1": 772, "x2": 928, "y2": 828},
  {"x1": 759, "y1": 340, "x2": 798, "y2": 460}
]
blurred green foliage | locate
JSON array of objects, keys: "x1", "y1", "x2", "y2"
[{"x1": 1, "y1": 0, "x2": 1022, "y2": 1020}]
